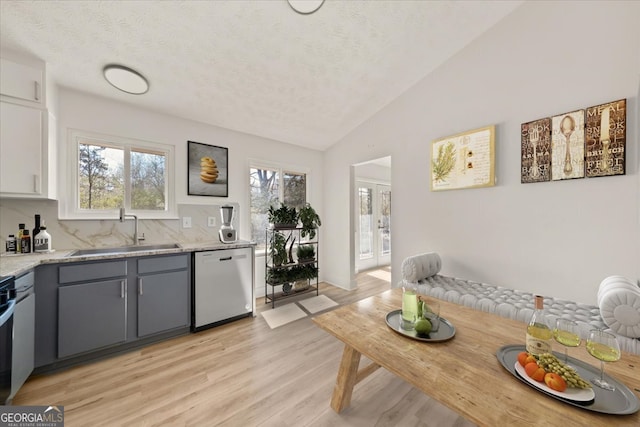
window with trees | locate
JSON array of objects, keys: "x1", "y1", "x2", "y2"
[
  {"x1": 65, "y1": 130, "x2": 175, "y2": 219},
  {"x1": 250, "y1": 164, "x2": 307, "y2": 251}
]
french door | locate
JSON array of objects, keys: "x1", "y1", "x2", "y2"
[{"x1": 356, "y1": 182, "x2": 391, "y2": 271}]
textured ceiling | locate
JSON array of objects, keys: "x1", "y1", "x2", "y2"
[{"x1": 0, "y1": 1, "x2": 522, "y2": 151}]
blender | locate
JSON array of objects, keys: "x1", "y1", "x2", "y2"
[{"x1": 219, "y1": 205, "x2": 237, "y2": 243}]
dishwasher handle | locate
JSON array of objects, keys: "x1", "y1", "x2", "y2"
[
  {"x1": 15, "y1": 283, "x2": 35, "y2": 302},
  {"x1": 220, "y1": 254, "x2": 247, "y2": 261},
  {"x1": 198, "y1": 251, "x2": 247, "y2": 263}
]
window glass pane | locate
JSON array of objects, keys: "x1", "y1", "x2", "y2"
[
  {"x1": 379, "y1": 188, "x2": 391, "y2": 256},
  {"x1": 250, "y1": 168, "x2": 279, "y2": 248},
  {"x1": 71, "y1": 131, "x2": 174, "y2": 219},
  {"x1": 359, "y1": 187, "x2": 373, "y2": 260},
  {"x1": 283, "y1": 172, "x2": 306, "y2": 209},
  {"x1": 131, "y1": 149, "x2": 166, "y2": 210},
  {"x1": 78, "y1": 142, "x2": 124, "y2": 209}
]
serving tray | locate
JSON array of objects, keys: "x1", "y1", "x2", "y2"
[
  {"x1": 385, "y1": 309, "x2": 455, "y2": 342},
  {"x1": 496, "y1": 344, "x2": 639, "y2": 415}
]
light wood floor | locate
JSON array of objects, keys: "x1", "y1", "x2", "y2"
[{"x1": 14, "y1": 267, "x2": 474, "y2": 427}]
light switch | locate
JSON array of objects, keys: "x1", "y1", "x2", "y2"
[
  {"x1": 182, "y1": 217, "x2": 192, "y2": 228},
  {"x1": 207, "y1": 216, "x2": 216, "y2": 227}
]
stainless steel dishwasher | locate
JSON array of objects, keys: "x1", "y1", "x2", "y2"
[{"x1": 192, "y1": 247, "x2": 254, "y2": 332}]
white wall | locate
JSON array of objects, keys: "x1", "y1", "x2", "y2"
[
  {"x1": 56, "y1": 88, "x2": 324, "y2": 232},
  {"x1": 355, "y1": 162, "x2": 391, "y2": 183},
  {"x1": 323, "y1": 1, "x2": 640, "y2": 305},
  {"x1": 1, "y1": 88, "x2": 324, "y2": 296}
]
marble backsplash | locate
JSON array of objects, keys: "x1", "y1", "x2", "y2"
[{"x1": 0, "y1": 199, "x2": 241, "y2": 252}]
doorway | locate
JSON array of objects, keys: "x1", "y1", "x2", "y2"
[
  {"x1": 356, "y1": 182, "x2": 391, "y2": 271},
  {"x1": 353, "y1": 157, "x2": 391, "y2": 273}
]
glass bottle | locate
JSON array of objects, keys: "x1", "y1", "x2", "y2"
[
  {"x1": 5, "y1": 235, "x2": 17, "y2": 254},
  {"x1": 21, "y1": 230, "x2": 31, "y2": 254},
  {"x1": 17, "y1": 223, "x2": 25, "y2": 253},
  {"x1": 32, "y1": 214, "x2": 41, "y2": 252},
  {"x1": 34, "y1": 222, "x2": 52, "y2": 253},
  {"x1": 525, "y1": 295, "x2": 552, "y2": 355}
]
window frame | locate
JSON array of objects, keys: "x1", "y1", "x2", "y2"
[
  {"x1": 63, "y1": 129, "x2": 177, "y2": 220},
  {"x1": 248, "y1": 159, "x2": 310, "y2": 255}
]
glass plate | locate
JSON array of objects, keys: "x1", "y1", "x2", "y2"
[
  {"x1": 497, "y1": 344, "x2": 639, "y2": 414},
  {"x1": 385, "y1": 309, "x2": 455, "y2": 342}
]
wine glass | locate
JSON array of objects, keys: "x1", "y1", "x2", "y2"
[
  {"x1": 553, "y1": 318, "x2": 581, "y2": 365},
  {"x1": 586, "y1": 329, "x2": 621, "y2": 391}
]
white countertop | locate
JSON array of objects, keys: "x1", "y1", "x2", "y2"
[{"x1": 0, "y1": 240, "x2": 255, "y2": 277}]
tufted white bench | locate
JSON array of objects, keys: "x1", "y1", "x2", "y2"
[{"x1": 398, "y1": 253, "x2": 640, "y2": 356}]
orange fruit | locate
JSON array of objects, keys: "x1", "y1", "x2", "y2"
[
  {"x1": 544, "y1": 372, "x2": 567, "y2": 392},
  {"x1": 524, "y1": 362, "x2": 545, "y2": 382},
  {"x1": 517, "y1": 351, "x2": 536, "y2": 367},
  {"x1": 517, "y1": 351, "x2": 528, "y2": 366}
]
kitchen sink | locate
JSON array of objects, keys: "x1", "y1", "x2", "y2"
[{"x1": 66, "y1": 243, "x2": 182, "y2": 257}]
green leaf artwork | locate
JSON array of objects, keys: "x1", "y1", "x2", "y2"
[{"x1": 432, "y1": 142, "x2": 456, "y2": 182}]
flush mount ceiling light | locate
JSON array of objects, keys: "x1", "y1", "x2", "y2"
[
  {"x1": 103, "y1": 64, "x2": 149, "y2": 95},
  {"x1": 287, "y1": 0, "x2": 324, "y2": 15}
]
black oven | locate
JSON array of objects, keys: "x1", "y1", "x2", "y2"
[{"x1": 0, "y1": 275, "x2": 16, "y2": 405}]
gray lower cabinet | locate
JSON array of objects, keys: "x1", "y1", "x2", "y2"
[
  {"x1": 137, "y1": 255, "x2": 189, "y2": 337},
  {"x1": 34, "y1": 253, "x2": 190, "y2": 370},
  {"x1": 58, "y1": 278, "x2": 127, "y2": 358}
]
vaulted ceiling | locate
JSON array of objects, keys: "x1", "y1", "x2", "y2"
[{"x1": 0, "y1": 1, "x2": 523, "y2": 150}]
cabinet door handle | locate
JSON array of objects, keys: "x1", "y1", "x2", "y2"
[
  {"x1": 121, "y1": 280, "x2": 126, "y2": 299},
  {"x1": 34, "y1": 174, "x2": 41, "y2": 193},
  {"x1": 220, "y1": 256, "x2": 232, "y2": 261},
  {"x1": 138, "y1": 278, "x2": 143, "y2": 295},
  {"x1": 34, "y1": 81, "x2": 40, "y2": 101}
]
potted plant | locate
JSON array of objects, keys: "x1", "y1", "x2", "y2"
[
  {"x1": 268, "y1": 203, "x2": 298, "y2": 229},
  {"x1": 267, "y1": 267, "x2": 297, "y2": 294},
  {"x1": 296, "y1": 244, "x2": 316, "y2": 263},
  {"x1": 293, "y1": 279, "x2": 309, "y2": 292},
  {"x1": 266, "y1": 267, "x2": 287, "y2": 285},
  {"x1": 293, "y1": 264, "x2": 318, "y2": 292},
  {"x1": 283, "y1": 267, "x2": 299, "y2": 294},
  {"x1": 269, "y1": 231, "x2": 289, "y2": 267},
  {"x1": 301, "y1": 264, "x2": 318, "y2": 280},
  {"x1": 298, "y1": 203, "x2": 321, "y2": 240}
]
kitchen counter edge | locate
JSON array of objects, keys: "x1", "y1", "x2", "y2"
[{"x1": 0, "y1": 241, "x2": 256, "y2": 277}]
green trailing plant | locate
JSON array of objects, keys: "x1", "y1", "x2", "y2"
[
  {"x1": 298, "y1": 203, "x2": 321, "y2": 240},
  {"x1": 432, "y1": 142, "x2": 456, "y2": 182},
  {"x1": 268, "y1": 203, "x2": 298, "y2": 227},
  {"x1": 296, "y1": 244, "x2": 316, "y2": 262}
]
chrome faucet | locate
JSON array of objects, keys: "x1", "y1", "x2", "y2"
[{"x1": 119, "y1": 208, "x2": 144, "y2": 245}]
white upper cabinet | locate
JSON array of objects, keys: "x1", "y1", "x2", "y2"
[
  {"x1": 0, "y1": 102, "x2": 44, "y2": 195},
  {"x1": 1, "y1": 57, "x2": 44, "y2": 105},
  {"x1": 0, "y1": 50, "x2": 56, "y2": 199}
]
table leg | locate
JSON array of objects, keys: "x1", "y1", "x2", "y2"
[{"x1": 330, "y1": 344, "x2": 362, "y2": 413}]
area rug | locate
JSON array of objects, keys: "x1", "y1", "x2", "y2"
[
  {"x1": 367, "y1": 268, "x2": 391, "y2": 282},
  {"x1": 297, "y1": 295, "x2": 339, "y2": 314},
  {"x1": 261, "y1": 302, "x2": 307, "y2": 329}
]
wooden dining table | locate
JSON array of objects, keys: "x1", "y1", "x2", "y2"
[{"x1": 312, "y1": 288, "x2": 640, "y2": 426}]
